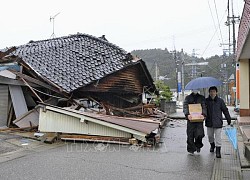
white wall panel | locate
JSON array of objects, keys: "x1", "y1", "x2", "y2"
[{"x1": 39, "y1": 109, "x2": 131, "y2": 138}]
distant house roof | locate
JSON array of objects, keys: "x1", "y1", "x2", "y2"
[{"x1": 9, "y1": 33, "x2": 138, "y2": 93}]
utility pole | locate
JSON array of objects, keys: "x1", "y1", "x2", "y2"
[
  {"x1": 225, "y1": 0, "x2": 240, "y2": 105},
  {"x1": 231, "y1": 0, "x2": 239, "y2": 56},
  {"x1": 181, "y1": 49, "x2": 185, "y2": 101},
  {"x1": 155, "y1": 62, "x2": 159, "y2": 81},
  {"x1": 227, "y1": 0, "x2": 231, "y2": 55},
  {"x1": 225, "y1": 1, "x2": 240, "y2": 55},
  {"x1": 224, "y1": 0, "x2": 240, "y2": 56},
  {"x1": 191, "y1": 49, "x2": 199, "y2": 78},
  {"x1": 172, "y1": 50, "x2": 179, "y2": 101}
]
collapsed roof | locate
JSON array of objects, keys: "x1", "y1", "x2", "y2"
[
  {"x1": 0, "y1": 33, "x2": 156, "y2": 95},
  {"x1": 0, "y1": 33, "x2": 164, "y2": 145}
]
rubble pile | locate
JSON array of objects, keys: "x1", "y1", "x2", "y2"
[{"x1": 0, "y1": 33, "x2": 167, "y2": 146}]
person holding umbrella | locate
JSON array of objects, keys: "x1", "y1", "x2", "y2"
[
  {"x1": 205, "y1": 86, "x2": 231, "y2": 158},
  {"x1": 183, "y1": 89, "x2": 207, "y2": 154}
]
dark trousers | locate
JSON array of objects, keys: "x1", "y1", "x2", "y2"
[{"x1": 186, "y1": 121, "x2": 205, "y2": 152}]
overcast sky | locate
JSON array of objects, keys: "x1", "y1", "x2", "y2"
[{"x1": 0, "y1": 0, "x2": 244, "y2": 58}]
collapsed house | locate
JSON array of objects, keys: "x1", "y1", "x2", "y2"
[{"x1": 0, "y1": 33, "x2": 166, "y2": 145}]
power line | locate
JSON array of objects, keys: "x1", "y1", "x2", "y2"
[
  {"x1": 207, "y1": 0, "x2": 220, "y2": 41},
  {"x1": 201, "y1": 10, "x2": 227, "y2": 57},
  {"x1": 213, "y1": 0, "x2": 224, "y2": 46}
]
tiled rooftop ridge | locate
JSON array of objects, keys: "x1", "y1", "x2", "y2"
[{"x1": 11, "y1": 33, "x2": 134, "y2": 93}]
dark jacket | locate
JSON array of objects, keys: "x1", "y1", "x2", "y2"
[
  {"x1": 205, "y1": 95, "x2": 231, "y2": 128},
  {"x1": 183, "y1": 93, "x2": 207, "y2": 119}
]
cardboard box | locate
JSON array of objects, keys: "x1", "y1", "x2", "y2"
[{"x1": 188, "y1": 104, "x2": 204, "y2": 122}]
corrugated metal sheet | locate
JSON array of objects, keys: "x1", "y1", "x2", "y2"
[
  {"x1": 39, "y1": 108, "x2": 131, "y2": 138},
  {"x1": 0, "y1": 85, "x2": 8, "y2": 126},
  {"x1": 82, "y1": 111, "x2": 159, "y2": 134}
]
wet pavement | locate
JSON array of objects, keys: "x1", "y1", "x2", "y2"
[
  {"x1": 0, "y1": 120, "x2": 216, "y2": 180},
  {"x1": 0, "y1": 133, "x2": 25, "y2": 156}
]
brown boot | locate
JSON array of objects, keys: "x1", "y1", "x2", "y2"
[{"x1": 216, "y1": 147, "x2": 221, "y2": 158}]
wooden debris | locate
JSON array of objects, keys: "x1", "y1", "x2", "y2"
[
  {"x1": 13, "y1": 107, "x2": 39, "y2": 128},
  {"x1": 0, "y1": 126, "x2": 38, "y2": 132},
  {"x1": 60, "y1": 134, "x2": 130, "y2": 145},
  {"x1": 38, "y1": 132, "x2": 59, "y2": 144},
  {"x1": 0, "y1": 47, "x2": 16, "y2": 59},
  {"x1": 7, "y1": 103, "x2": 14, "y2": 127},
  {"x1": 129, "y1": 138, "x2": 138, "y2": 145}
]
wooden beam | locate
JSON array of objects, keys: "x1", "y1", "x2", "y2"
[
  {"x1": 21, "y1": 78, "x2": 44, "y2": 103},
  {"x1": 0, "y1": 47, "x2": 16, "y2": 59},
  {"x1": 0, "y1": 76, "x2": 26, "y2": 86},
  {"x1": 60, "y1": 134, "x2": 130, "y2": 144},
  {"x1": 7, "y1": 104, "x2": 14, "y2": 127},
  {"x1": 9, "y1": 70, "x2": 63, "y2": 93},
  {"x1": 0, "y1": 126, "x2": 38, "y2": 131}
]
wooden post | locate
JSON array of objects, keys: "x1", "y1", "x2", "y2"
[{"x1": 21, "y1": 78, "x2": 44, "y2": 103}]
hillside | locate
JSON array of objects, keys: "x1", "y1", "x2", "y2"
[{"x1": 131, "y1": 48, "x2": 235, "y2": 90}]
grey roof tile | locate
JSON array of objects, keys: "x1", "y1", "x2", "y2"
[{"x1": 11, "y1": 33, "x2": 134, "y2": 93}]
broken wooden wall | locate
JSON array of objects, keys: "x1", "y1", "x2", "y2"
[
  {"x1": 73, "y1": 64, "x2": 154, "y2": 109},
  {"x1": 77, "y1": 65, "x2": 145, "y2": 94}
]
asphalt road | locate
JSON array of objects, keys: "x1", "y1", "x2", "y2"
[{"x1": 0, "y1": 120, "x2": 215, "y2": 180}]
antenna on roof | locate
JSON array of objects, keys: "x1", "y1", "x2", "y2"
[{"x1": 50, "y1": 12, "x2": 60, "y2": 39}]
